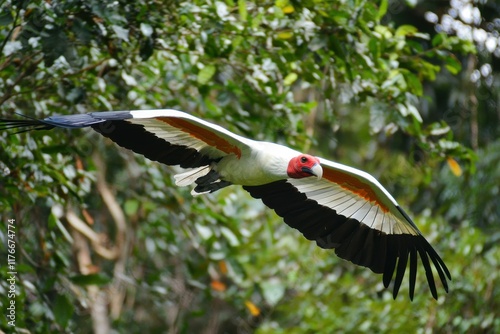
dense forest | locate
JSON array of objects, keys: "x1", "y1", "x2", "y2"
[{"x1": 1, "y1": 0, "x2": 499, "y2": 333}]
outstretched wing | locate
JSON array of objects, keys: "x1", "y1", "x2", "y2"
[
  {"x1": 243, "y1": 158, "x2": 451, "y2": 300},
  {"x1": 0, "y1": 109, "x2": 251, "y2": 168},
  {"x1": 2, "y1": 110, "x2": 450, "y2": 299}
]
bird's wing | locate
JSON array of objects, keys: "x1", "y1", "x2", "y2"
[
  {"x1": 243, "y1": 158, "x2": 451, "y2": 300},
  {"x1": 0, "y1": 109, "x2": 251, "y2": 168}
]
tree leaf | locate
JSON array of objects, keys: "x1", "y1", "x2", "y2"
[
  {"x1": 140, "y1": 23, "x2": 153, "y2": 37},
  {"x1": 276, "y1": 31, "x2": 293, "y2": 40},
  {"x1": 112, "y1": 25, "x2": 130, "y2": 42},
  {"x1": 238, "y1": 0, "x2": 247, "y2": 21},
  {"x1": 221, "y1": 226, "x2": 240, "y2": 246},
  {"x1": 210, "y1": 280, "x2": 226, "y2": 292},
  {"x1": 53, "y1": 294, "x2": 74, "y2": 328},
  {"x1": 41, "y1": 30, "x2": 69, "y2": 67},
  {"x1": 403, "y1": 71, "x2": 423, "y2": 96},
  {"x1": 445, "y1": 56, "x2": 462, "y2": 75},
  {"x1": 283, "y1": 72, "x2": 298, "y2": 85},
  {"x1": 447, "y1": 157, "x2": 462, "y2": 177},
  {"x1": 395, "y1": 25, "x2": 418, "y2": 37},
  {"x1": 124, "y1": 199, "x2": 140, "y2": 216},
  {"x1": 195, "y1": 223, "x2": 213, "y2": 240},
  {"x1": 0, "y1": 10, "x2": 13, "y2": 26},
  {"x1": 432, "y1": 33, "x2": 445, "y2": 47},
  {"x1": 197, "y1": 64, "x2": 216, "y2": 85},
  {"x1": 245, "y1": 300, "x2": 261, "y2": 316},
  {"x1": 377, "y1": 0, "x2": 388, "y2": 19},
  {"x1": 260, "y1": 278, "x2": 285, "y2": 306},
  {"x1": 406, "y1": 103, "x2": 423, "y2": 122},
  {"x1": 282, "y1": 5, "x2": 294, "y2": 14}
]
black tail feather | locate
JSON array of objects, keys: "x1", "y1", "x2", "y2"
[
  {"x1": 0, "y1": 116, "x2": 54, "y2": 133},
  {"x1": 0, "y1": 111, "x2": 129, "y2": 134}
]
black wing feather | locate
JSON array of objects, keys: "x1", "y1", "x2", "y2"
[
  {"x1": 383, "y1": 236, "x2": 398, "y2": 287},
  {"x1": 1, "y1": 113, "x2": 215, "y2": 168},
  {"x1": 392, "y1": 241, "x2": 409, "y2": 299},
  {"x1": 417, "y1": 247, "x2": 438, "y2": 299},
  {"x1": 92, "y1": 120, "x2": 213, "y2": 168},
  {"x1": 409, "y1": 246, "x2": 418, "y2": 300},
  {"x1": 244, "y1": 180, "x2": 450, "y2": 300}
]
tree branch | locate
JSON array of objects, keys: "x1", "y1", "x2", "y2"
[
  {"x1": 92, "y1": 152, "x2": 130, "y2": 319},
  {"x1": 72, "y1": 231, "x2": 111, "y2": 334},
  {"x1": 65, "y1": 210, "x2": 118, "y2": 260}
]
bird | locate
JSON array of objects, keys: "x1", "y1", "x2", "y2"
[{"x1": 0, "y1": 109, "x2": 450, "y2": 300}]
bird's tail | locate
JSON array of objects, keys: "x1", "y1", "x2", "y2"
[
  {"x1": 174, "y1": 165, "x2": 212, "y2": 187},
  {"x1": 0, "y1": 111, "x2": 133, "y2": 134},
  {"x1": 0, "y1": 114, "x2": 54, "y2": 133}
]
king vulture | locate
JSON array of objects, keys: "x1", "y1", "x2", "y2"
[{"x1": 0, "y1": 109, "x2": 450, "y2": 300}]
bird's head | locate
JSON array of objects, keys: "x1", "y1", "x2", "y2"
[{"x1": 287, "y1": 154, "x2": 323, "y2": 179}]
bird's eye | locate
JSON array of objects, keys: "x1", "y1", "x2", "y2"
[{"x1": 300, "y1": 156, "x2": 308, "y2": 163}]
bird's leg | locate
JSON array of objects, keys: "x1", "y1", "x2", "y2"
[
  {"x1": 194, "y1": 180, "x2": 232, "y2": 194},
  {"x1": 192, "y1": 169, "x2": 232, "y2": 194},
  {"x1": 195, "y1": 169, "x2": 221, "y2": 185}
]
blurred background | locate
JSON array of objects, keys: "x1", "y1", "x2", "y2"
[{"x1": 0, "y1": 0, "x2": 499, "y2": 333}]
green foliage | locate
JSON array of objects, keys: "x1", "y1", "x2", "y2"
[{"x1": 1, "y1": 0, "x2": 499, "y2": 333}]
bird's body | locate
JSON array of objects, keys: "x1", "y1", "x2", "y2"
[
  {"x1": 216, "y1": 141, "x2": 297, "y2": 185},
  {"x1": 0, "y1": 109, "x2": 451, "y2": 300}
]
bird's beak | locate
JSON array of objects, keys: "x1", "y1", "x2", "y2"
[{"x1": 302, "y1": 163, "x2": 323, "y2": 180}]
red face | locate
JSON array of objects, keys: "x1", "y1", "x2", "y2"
[{"x1": 287, "y1": 154, "x2": 323, "y2": 179}]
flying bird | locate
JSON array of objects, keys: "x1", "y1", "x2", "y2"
[{"x1": 0, "y1": 109, "x2": 450, "y2": 300}]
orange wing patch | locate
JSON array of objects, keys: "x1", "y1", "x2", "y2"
[
  {"x1": 323, "y1": 168, "x2": 390, "y2": 212},
  {"x1": 157, "y1": 117, "x2": 242, "y2": 158}
]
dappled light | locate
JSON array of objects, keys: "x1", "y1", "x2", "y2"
[{"x1": 0, "y1": 0, "x2": 499, "y2": 333}]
